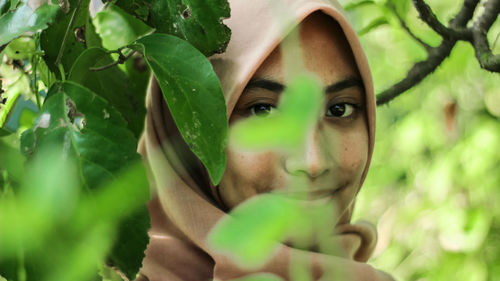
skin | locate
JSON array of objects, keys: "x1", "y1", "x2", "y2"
[{"x1": 218, "y1": 12, "x2": 369, "y2": 225}]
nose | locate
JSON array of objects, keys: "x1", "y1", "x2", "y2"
[{"x1": 283, "y1": 124, "x2": 332, "y2": 179}]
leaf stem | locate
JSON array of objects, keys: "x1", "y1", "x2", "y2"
[
  {"x1": 54, "y1": 0, "x2": 84, "y2": 68},
  {"x1": 58, "y1": 64, "x2": 66, "y2": 82},
  {"x1": 89, "y1": 49, "x2": 136, "y2": 71},
  {"x1": 32, "y1": 34, "x2": 41, "y2": 110}
]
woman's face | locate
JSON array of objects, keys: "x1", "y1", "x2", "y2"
[{"x1": 218, "y1": 13, "x2": 369, "y2": 219}]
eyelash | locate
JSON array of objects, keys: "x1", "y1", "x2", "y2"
[{"x1": 247, "y1": 102, "x2": 360, "y2": 118}]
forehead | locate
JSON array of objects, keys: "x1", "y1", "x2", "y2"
[{"x1": 252, "y1": 12, "x2": 359, "y2": 84}]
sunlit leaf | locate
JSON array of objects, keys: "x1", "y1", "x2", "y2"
[
  {"x1": 0, "y1": 1, "x2": 59, "y2": 46},
  {"x1": 114, "y1": 0, "x2": 231, "y2": 56},
  {"x1": 131, "y1": 33, "x2": 228, "y2": 185},
  {"x1": 93, "y1": 5, "x2": 153, "y2": 50}
]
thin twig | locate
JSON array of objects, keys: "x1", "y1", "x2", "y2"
[
  {"x1": 89, "y1": 50, "x2": 136, "y2": 71},
  {"x1": 388, "y1": 2, "x2": 432, "y2": 51},
  {"x1": 54, "y1": 0, "x2": 84, "y2": 67}
]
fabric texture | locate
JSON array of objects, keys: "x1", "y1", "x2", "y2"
[{"x1": 137, "y1": 0, "x2": 393, "y2": 280}]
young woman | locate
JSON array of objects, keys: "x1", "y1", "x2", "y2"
[{"x1": 137, "y1": 0, "x2": 393, "y2": 280}]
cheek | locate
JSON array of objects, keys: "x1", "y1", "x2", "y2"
[
  {"x1": 338, "y1": 130, "x2": 368, "y2": 180},
  {"x1": 219, "y1": 148, "x2": 284, "y2": 208}
]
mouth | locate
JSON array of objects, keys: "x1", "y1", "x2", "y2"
[{"x1": 273, "y1": 185, "x2": 345, "y2": 201}]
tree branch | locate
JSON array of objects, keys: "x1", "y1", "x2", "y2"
[
  {"x1": 412, "y1": 0, "x2": 471, "y2": 40},
  {"x1": 471, "y1": 0, "x2": 500, "y2": 72},
  {"x1": 377, "y1": 0, "x2": 484, "y2": 106}
]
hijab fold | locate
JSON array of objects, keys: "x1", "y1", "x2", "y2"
[{"x1": 137, "y1": 0, "x2": 393, "y2": 280}]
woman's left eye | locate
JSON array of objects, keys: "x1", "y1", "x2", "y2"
[{"x1": 326, "y1": 103, "x2": 355, "y2": 118}]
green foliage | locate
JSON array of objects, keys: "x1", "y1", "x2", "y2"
[
  {"x1": 113, "y1": 0, "x2": 231, "y2": 56},
  {"x1": 131, "y1": 33, "x2": 228, "y2": 185},
  {"x1": 0, "y1": 0, "x2": 231, "y2": 279},
  {"x1": 0, "y1": 1, "x2": 59, "y2": 47},
  {"x1": 68, "y1": 48, "x2": 146, "y2": 137}
]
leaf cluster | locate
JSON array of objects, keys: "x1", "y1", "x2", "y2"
[{"x1": 0, "y1": 0, "x2": 231, "y2": 280}]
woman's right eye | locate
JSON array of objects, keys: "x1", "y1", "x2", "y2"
[{"x1": 249, "y1": 103, "x2": 276, "y2": 117}]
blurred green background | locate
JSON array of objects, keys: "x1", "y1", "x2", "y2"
[{"x1": 339, "y1": 0, "x2": 500, "y2": 280}]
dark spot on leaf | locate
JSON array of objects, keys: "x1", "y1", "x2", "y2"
[
  {"x1": 74, "y1": 26, "x2": 86, "y2": 44},
  {"x1": 182, "y1": 7, "x2": 192, "y2": 19},
  {"x1": 12, "y1": 59, "x2": 23, "y2": 69},
  {"x1": 59, "y1": 0, "x2": 70, "y2": 13},
  {"x1": 65, "y1": 97, "x2": 84, "y2": 125},
  {"x1": 15, "y1": 51, "x2": 19, "y2": 54}
]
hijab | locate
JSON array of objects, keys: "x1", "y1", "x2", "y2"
[{"x1": 137, "y1": 0, "x2": 392, "y2": 280}]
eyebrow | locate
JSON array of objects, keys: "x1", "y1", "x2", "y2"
[{"x1": 244, "y1": 76, "x2": 364, "y2": 94}]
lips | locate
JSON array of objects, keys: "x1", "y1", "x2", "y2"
[{"x1": 273, "y1": 185, "x2": 345, "y2": 200}]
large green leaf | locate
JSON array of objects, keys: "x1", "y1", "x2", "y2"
[
  {"x1": 20, "y1": 81, "x2": 138, "y2": 190},
  {"x1": 114, "y1": 0, "x2": 231, "y2": 56},
  {"x1": 131, "y1": 33, "x2": 228, "y2": 185},
  {"x1": 0, "y1": 1, "x2": 59, "y2": 47},
  {"x1": 68, "y1": 47, "x2": 146, "y2": 137},
  {"x1": 40, "y1": 0, "x2": 101, "y2": 76}
]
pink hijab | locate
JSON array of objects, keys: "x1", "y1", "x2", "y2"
[{"x1": 137, "y1": 0, "x2": 392, "y2": 280}]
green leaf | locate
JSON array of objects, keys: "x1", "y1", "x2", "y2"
[
  {"x1": 131, "y1": 33, "x2": 228, "y2": 185},
  {"x1": 76, "y1": 162, "x2": 150, "y2": 281},
  {"x1": 230, "y1": 75, "x2": 323, "y2": 151},
  {"x1": 0, "y1": 76, "x2": 38, "y2": 136},
  {"x1": 0, "y1": 1, "x2": 60, "y2": 46},
  {"x1": 93, "y1": 5, "x2": 153, "y2": 50},
  {"x1": 40, "y1": 0, "x2": 98, "y2": 77},
  {"x1": 68, "y1": 47, "x2": 146, "y2": 137},
  {"x1": 114, "y1": 0, "x2": 231, "y2": 56},
  {"x1": 20, "y1": 81, "x2": 139, "y2": 189},
  {"x1": 209, "y1": 194, "x2": 300, "y2": 269},
  {"x1": 18, "y1": 82, "x2": 149, "y2": 279}
]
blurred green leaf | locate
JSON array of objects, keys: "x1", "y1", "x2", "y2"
[
  {"x1": 209, "y1": 194, "x2": 300, "y2": 269},
  {"x1": 2, "y1": 37, "x2": 35, "y2": 60},
  {"x1": 131, "y1": 33, "x2": 228, "y2": 185},
  {"x1": 114, "y1": 0, "x2": 231, "y2": 56},
  {"x1": 230, "y1": 74, "x2": 322, "y2": 151},
  {"x1": 68, "y1": 47, "x2": 146, "y2": 137},
  {"x1": 0, "y1": 1, "x2": 59, "y2": 46}
]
